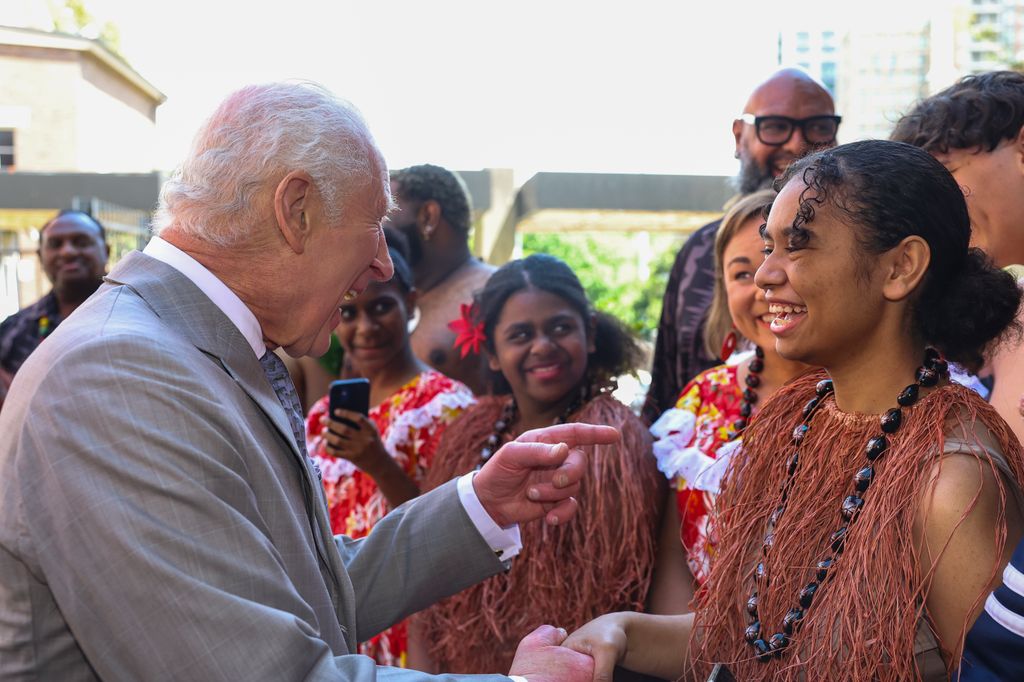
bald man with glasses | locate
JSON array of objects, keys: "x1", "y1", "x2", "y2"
[{"x1": 642, "y1": 68, "x2": 838, "y2": 425}]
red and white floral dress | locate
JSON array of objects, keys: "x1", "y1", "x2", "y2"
[
  {"x1": 305, "y1": 370, "x2": 475, "y2": 667},
  {"x1": 650, "y1": 363, "x2": 745, "y2": 586}
]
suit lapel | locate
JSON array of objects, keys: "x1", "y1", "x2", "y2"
[
  {"x1": 104, "y1": 252, "x2": 303, "y2": 463},
  {"x1": 106, "y1": 251, "x2": 354, "y2": 642}
]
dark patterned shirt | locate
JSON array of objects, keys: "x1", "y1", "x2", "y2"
[
  {"x1": 0, "y1": 291, "x2": 61, "y2": 377},
  {"x1": 642, "y1": 218, "x2": 721, "y2": 425}
]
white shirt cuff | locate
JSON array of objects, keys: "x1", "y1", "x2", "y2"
[
  {"x1": 456, "y1": 471, "x2": 522, "y2": 562},
  {"x1": 508, "y1": 677, "x2": 529, "y2": 682}
]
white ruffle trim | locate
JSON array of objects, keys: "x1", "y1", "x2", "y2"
[
  {"x1": 381, "y1": 386, "x2": 476, "y2": 457},
  {"x1": 318, "y1": 454, "x2": 358, "y2": 482},
  {"x1": 650, "y1": 407, "x2": 696, "y2": 441},
  {"x1": 650, "y1": 407, "x2": 743, "y2": 495}
]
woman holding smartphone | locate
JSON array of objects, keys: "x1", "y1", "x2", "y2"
[{"x1": 304, "y1": 239, "x2": 475, "y2": 667}]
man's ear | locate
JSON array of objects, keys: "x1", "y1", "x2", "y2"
[
  {"x1": 1014, "y1": 126, "x2": 1024, "y2": 177},
  {"x1": 273, "y1": 171, "x2": 314, "y2": 255},
  {"x1": 732, "y1": 118, "x2": 745, "y2": 158},
  {"x1": 881, "y1": 235, "x2": 930, "y2": 303},
  {"x1": 419, "y1": 200, "x2": 442, "y2": 240}
]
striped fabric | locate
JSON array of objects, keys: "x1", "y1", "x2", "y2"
[{"x1": 957, "y1": 539, "x2": 1024, "y2": 680}]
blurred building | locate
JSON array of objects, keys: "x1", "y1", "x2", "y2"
[
  {"x1": 0, "y1": 24, "x2": 164, "y2": 317},
  {"x1": 779, "y1": 0, "x2": 1024, "y2": 144}
]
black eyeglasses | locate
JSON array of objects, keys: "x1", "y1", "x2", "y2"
[{"x1": 740, "y1": 114, "x2": 842, "y2": 146}]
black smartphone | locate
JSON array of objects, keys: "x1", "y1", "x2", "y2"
[{"x1": 328, "y1": 379, "x2": 370, "y2": 429}]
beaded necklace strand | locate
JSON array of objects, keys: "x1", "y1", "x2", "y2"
[{"x1": 744, "y1": 349, "x2": 949, "y2": 661}]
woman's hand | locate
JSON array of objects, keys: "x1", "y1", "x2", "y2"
[
  {"x1": 320, "y1": 409, "x2": 391, "y2": 477},
  {"x1": 562, "y1": 613, "x2": 630, "y2": 682},
  {"x1": 565, "y1": 612, "x2": 694, "y2": 682},
  {"x1": 320, "y1": 408, "x2": 421, "y2": 507}
]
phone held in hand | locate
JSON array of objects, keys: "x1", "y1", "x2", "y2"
[{"x1": 328, "y1": 379, "x2": 370, "y2": 429}]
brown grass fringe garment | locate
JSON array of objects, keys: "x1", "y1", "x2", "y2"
[
  {"x1": 415, "y1": 394, "x2": 662, "y2": 674},
  {"x1": 689, "y1": 370, "x2": 1024, "y2": 681}
]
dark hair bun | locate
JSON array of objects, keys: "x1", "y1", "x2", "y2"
[
  {"x1": 783, "y1": 141, "x2": 1022, "y2": 372},
  {"x1": 917, "y1": 248, "x2": 1022, "y2": 370}
]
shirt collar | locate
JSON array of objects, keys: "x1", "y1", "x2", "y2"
[{"x1": 143, "y1": 236, "x2": 266, "y2": 358}]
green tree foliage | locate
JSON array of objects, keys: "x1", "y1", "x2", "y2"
[
  {"x1": 50, "y1": 0, "x2": 124, "y2": 58},
  {"x1": 521, "y1": 231, "x2": 681, "y2": 341}
]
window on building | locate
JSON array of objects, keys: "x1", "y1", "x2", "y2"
[
  {"x1": 822, "y1": 62, "x2": 837, "y2": 95},
  {"x1": 0, "y1": 130, "x2": 13, "y2": 170}
]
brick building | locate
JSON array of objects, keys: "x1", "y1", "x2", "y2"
[{"x1": 0, "y1": 24, "x2": 164, "y2": 317}]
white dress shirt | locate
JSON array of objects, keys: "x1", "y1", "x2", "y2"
[{"x1": 143, "y1": 236, "x2": 522, "y2": 561}]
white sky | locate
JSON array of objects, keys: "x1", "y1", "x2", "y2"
[{"x1": 10, "y1": 0, "x2": 936, "y2": 181}]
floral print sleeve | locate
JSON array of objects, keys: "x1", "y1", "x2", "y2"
[
  {"x1": 303, "y1": 370, "x2": 475, "y2": 667},
  {"x1": 649, "y1": 363, "x2": 744, "y2": 585}
]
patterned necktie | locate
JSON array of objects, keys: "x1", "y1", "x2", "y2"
[{"x1": 258, "y1": 350, "x2": 321, "y2": 479}]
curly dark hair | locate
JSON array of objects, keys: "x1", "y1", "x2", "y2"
[
  {"x1": 775, "y1": 140, "x2": 1021, "y2": 370},
  {"x1": 473, "y1": 254, "x2": 644, "y2": 395},
  {"x1": 890, "y1": 70, "x2": 1024, "y2": 153},
  {"x1": 390, "y1": 164, "x2": 473, "y2": 234}
]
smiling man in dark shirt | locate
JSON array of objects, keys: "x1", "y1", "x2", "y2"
[{"x1": 0, "y1": 210, "x2": 109, "y2": 403}]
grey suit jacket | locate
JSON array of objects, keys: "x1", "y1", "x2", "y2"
[{"x1": 0, "y1": 252, "x2": 510, "y2": 681}]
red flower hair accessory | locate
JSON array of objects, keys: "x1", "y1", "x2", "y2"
[{"x1": 448, "y1": 302, "x2": 486, "y2": 358}]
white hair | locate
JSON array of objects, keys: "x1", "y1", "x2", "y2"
[{"x1": 153, "y1": 81, "x2": 385, "y2": 247}]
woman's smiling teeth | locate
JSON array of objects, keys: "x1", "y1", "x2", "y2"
[
  {"x1": 769, "y1": 304, "x2": 808, "y2": 317},
  {"x1": 527, "y1": 363, "x2": 563, "y2": 380},
  {"x1": 769, "y1": 303, "x2": 808, "y2": 333}
]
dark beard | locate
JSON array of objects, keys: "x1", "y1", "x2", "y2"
[{"x1": 732, "y1": 157, "x2": 776, "y2": 196}]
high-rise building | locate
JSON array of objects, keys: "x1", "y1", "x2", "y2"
[{"x1": 778, "y1": 0, "x2": 1024, "y2": 144}]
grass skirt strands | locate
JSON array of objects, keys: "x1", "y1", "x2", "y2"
[
  {"x1": 689, "y1": 370, "x2": 1024, "y2": 681},
  {"x1": 415, "y1": 394, "x2": 662, "y2": 673}
]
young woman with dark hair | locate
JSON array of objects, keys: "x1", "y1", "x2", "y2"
[
  {"x1": 564, "y1": 140, "x2": 1024, "y2": 681},
  {"x1": 410, "y1": 253, "x2": 662, "y2": 674},
  {"x1": 304, "y1": 243, "x2": 475, "y2": 667},
  {"x1": 647, "y1": 189, "x2": 813, "y2": 614}
]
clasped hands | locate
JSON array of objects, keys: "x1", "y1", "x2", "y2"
[{"x1": 472, "y1": 422, "x2": 624, "y2": 681}]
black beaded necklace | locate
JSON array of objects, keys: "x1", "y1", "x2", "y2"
[
  {"x1": 477, "y1": 384, "x2": 595, "y2": 466},
  {"x1": 744, "y1": 349, "x2": 949, "y2": 661},
  {"x1": 732, "y1": 346, "x2": 765, "y2": 436}
]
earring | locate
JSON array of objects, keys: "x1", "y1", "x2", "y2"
[
  {"x1": 720, "y1": 327, "x2": 739, "y2": 362},
  {"x1": 422, "y1": 224, "x2": 434, "y2": 241}
]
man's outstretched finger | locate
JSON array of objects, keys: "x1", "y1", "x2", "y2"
[
  {"x1": 490, "y1": 441, "x2": 573, "y2": 471},
  {"x1": 517, "y1": 423, "x2": 620, "y2": 448}
]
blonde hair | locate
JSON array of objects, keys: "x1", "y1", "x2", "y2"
[{"x1": 702, "y1": 188, "x2": 777, "y2": 359}]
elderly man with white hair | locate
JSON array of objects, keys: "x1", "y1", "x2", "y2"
[{"x1": 0, "y1": 82, "x2": 606, "y2": 681}]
